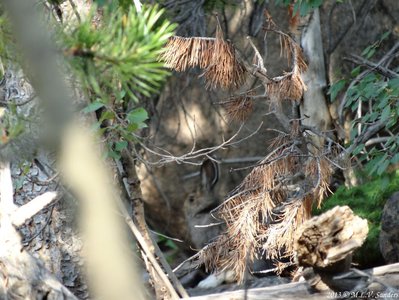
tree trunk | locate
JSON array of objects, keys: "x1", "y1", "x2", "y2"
[{"x1": 300, "y1": 9, "x2": 332, "y2": 150}]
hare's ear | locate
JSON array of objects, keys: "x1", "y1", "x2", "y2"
[{"x1": 200, "y1": 158, "x2": 219, "y2": 191}]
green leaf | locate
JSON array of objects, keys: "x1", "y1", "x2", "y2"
[
  {"x1": 380, "y1": 31, "x2": 390, "y2": 41},
  {"x1": 350, "y1": 127, "x2": 358, "y2": 140},
  {"x1": 386, "y1": 117, "x2": 396, "y2": 129},
  {"x1": 391, "y1": 153, "x2": 399, "y2": 164},
  {"x1": 352, "y1": 144, "x2": 364, "y2": 155},
  {"x1": 388, "y1": 77, "x2": 399, "y2": 89},
  {"x1": 82, "y1": 100, "x2": 105, "y2": 113},
  {"x1": 115, "y1": 140, "x2": 128, "y2": 151},
  {"x1": 380, "y1": 105, "x2": 391, "y2": 122},
  {"x1": 351, "y1": 66, "x2": 361, "y2": 77},
  {"x1": 361, "y1": 45, "x2": 372, "y2": 57},
  {"x1": 107, "y1": 149, "x2": 121, "y2": 160},
  {"x1": 328, "y1": 79, "x2": 346, "y2": 102},
  {"x1": 299, "y1": 2, "x2": 309, "y2": 16},
  {"x1": 367, "y1": 154, "x2": 387, "y2": 175},
  {"x1": 366, "y1": 48, "x2": 376, "y2": 59},
  {"x1": 127, "y1": 107, "x2": 148, "y2": 124},
  {"x1": 377, "y1": 159, "x2": 390, "y2": 176},
  {"x1": 165, "y1": 239, "x2": 178, "y2": 250},
  {"x1": 127, "y1": 123, "x2": 139, "y2": 132},
  {"x1": 99, "y1": 110, "x2": 115, "y2": 122},
  {"x1": 94, "y1": 0, "x2": 107, "y2": 7}
]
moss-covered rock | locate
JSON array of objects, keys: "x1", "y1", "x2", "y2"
[{"x1": 314, "y1": 170, "x2": 399, "y2": 268}]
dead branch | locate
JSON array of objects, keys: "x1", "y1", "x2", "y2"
[
  {"x1": 247, "y1": 36, "x2": 267, "y2": 75},
  {"x1": 184, "y1": 262, "x2": 399, "y2": 300},
  {"x1": 139, "y1": 122, "x2": 263, "y2": 166},
  {"x1": 186, "y1": 281, "x2": 323, "y2": 300},
  {"x1": 346, "y1": 120, "x2": 385, "y2": 155},
  {"x1": 12, "y1": 191, "x2": 58, "y2": 227},
  {"x1": 119, "y1": 149, "x2": 188, "y2": 299},
  {"x1": 344, "y1": 54, "x2": 399, "y2": 78}
]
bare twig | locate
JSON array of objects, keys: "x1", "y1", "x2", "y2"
[
  {"x1": 346, "y1": 121, "x2": 385, "y2": 155},
  {"x1": 247, "y1": 36, "x2": 267, "y2": 75},
  {"x1": 345, "y1": 54, "x2": 399, "y2": 78},
  {"x1": 364, "y1": 136, "x2": 390, "y2": 146},
  {"x1": 140, "y1": 122, "x2": 263, "y2": 166},
  {"x1": 149, "y1": 229, "x2": 184, "y2": 243}
]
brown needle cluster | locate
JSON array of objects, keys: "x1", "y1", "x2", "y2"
[
  {"x1": 160, "y1": 25, "x2": 246, "y2": 90},
  {"x1": 221, "y1": 91, "x2": 254, "y2": 122}
]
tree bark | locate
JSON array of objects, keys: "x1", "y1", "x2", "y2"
[{"x1": 300, "y1": 9, "x2": 332, "y2": 151}]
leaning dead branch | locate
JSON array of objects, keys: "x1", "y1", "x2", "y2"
[
  {"x1": 118, "y1": 149, "x2": 188, "y2": 298},
  {"x1": 160, "y1": 11, "x2": 308, "y2": 129},
  {"x1": 344, "y1": 54, "x2": 399, "y2": 78},
  {"x1": 12, "y1": 191, "x2": 58, "y2": 227}
]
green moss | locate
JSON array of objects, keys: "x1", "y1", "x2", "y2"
[{"x1": 314, "y1": 170, "x2": 399, "y2": 268}]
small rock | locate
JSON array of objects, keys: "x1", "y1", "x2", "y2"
[{"x1": 379, "y1": 192, "x2": 399, "y2": 263}]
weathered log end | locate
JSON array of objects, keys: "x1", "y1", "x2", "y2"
[{"x1": 294, "y1": 205, "x2": 369, "y2": 272}]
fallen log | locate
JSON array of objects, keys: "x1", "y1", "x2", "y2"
[
  {"x1": 294, "y1": 205, "x2": 399, "y2": 295},
  {"x1": 294, "y1": 205, "x2": 369, "y2": 273},
  {"x1": 185, "y1": 281, "x2": 324, "y2": 300},
  {"x1": 185, "y1": 258, "x2": 399, "y2": 299}
]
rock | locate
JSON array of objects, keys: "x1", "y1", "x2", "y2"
[{"x1": 379, "y1": 192, "x2": 399, "y2": 263}]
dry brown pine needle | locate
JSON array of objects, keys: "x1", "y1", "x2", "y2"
[{"x1": 222, "y1": 92, "x2": 254, "y2": 122}]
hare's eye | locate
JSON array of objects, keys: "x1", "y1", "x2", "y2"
[{"x1": 188, "y1": 194, "x2": 195, "y2": 203}]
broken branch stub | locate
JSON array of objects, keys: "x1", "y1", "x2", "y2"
[{"x1": 294, "y1": 205, "x2": 368, "y2": 272}]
